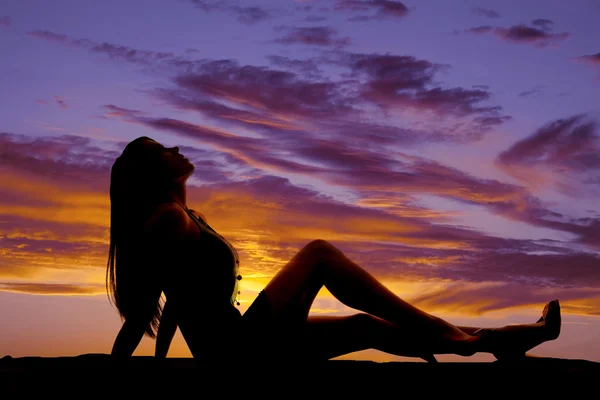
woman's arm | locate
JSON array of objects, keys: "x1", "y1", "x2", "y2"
[
  {"x1": 111, "y1": 318, "x2": 147, "y2": 357},
  {"x1": 155, "y1": 299, "x2": 177, "y2": 358}
]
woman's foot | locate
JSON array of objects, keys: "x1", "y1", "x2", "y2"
[
  {"x1": 426, "y1": 318, "x2": 479, "y2": 357},
  {"x1": 537, "y1": 299, "x2": 561, "y2": 340},
  {"x1": 476, "y1": 299, "x2": 562, "y2": 361}
]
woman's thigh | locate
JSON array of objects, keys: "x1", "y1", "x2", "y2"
[
  {"x1": 299, "y1": 315, "x2": 375, "y2": 361},
  {"x1": 260, "y1": 240, "x2": 336, "y2": 321}
]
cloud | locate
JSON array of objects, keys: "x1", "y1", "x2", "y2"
[
  {"x1": 34, "y1": 96, "x2": 70, "y2": 109},
  {"x1": 0, "y1": 16, "x2": 11, "y2": 27},
  {"x1": 103, "y1": 104, "x2": 144, "y2": 118},
  {"x1": 27, "y1": 30, "x2": 70, "y2": 43},
  {"x1": 266, "y1": 55, "x2": 324, "y2": 78},
  {"x1": 458, "y1": 19, "x2": 569, "y2": 48},
  {"x1": 273, "y1": 26, "x2": 351, "y2": 47},
  {"x1": 170, "y1": 59, "x2": 356, "y2": 120},
  {"x1": 2, "y1": 132, "x2": 599, "y2": 315},
  {"x1": 338, "y1": 52, "x2": 510, "y2": 130},
  {"x1": 461, "y1": 25, "x2": 493, "y2": 34},
  {"x1": 305, "y1": 14, "x2": 327, "y2": 22},
  {"x1": 334, "y1": 0, "x2": 411, "y2": 21},
  {"x1": 143, "y1": 52, "x2": 509, "y2": 147},
  {"x1": 576, "y1": 52, "x2": 600, "y2": 66},
  {"x1": 28, "y1": 30, "x2": 200, "y2": 71},
  {"x1": 54, "y1": 96, "x2": 68, "y2": 109},
  {"x1": 32, "y1": 33, "x2": 600, "y2": 249},
  {"x1": 518, "y1": 85, "x2": 545, "y2": 98},
  {"x1": 0, "y1": 131, "x2": 243, "y2": 292},
  {"x1": 28, "y1": 29, "x2": 510, "y2": 140},
  {"x1": 127, "y1": 109, "x2": 600, "y2": 250},
  {"x1": 495, "y1": 25, "x2": 569, "y2": 47},
  {"x1": 0, "y1": 282, "x2": 105, "y2": 296},
  {"x1": 410, "y1": 281, "x2": 600, "y2": 316},
  {"x1": 531, "y1": 18, "x2": 554, "y2": 30},
  {"x1": 0, "y1": 132, "x2": 116, "y2": 185},
  {"x1": 27, "y1": 30, "x2": 96, "y2": 49},
  {"x1": 471, "y1": 7, "x2": 501, "y2": 19},
  {"x1": 496, "y1": 114, "x2": 600, "y2": 197},
  {"x1": 232, "y1": 5, "x2": 272, "y2": 24},
  {"x1": 184, "y1": 0, "x2": 274, "y2": 24}
]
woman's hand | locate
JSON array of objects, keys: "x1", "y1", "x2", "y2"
[
  {"x1": 155, "y1": 299, "x2": 177, "y2": 358},
  {"x1": 111, "y1": 318, "x2": 148, "y2": 357}
]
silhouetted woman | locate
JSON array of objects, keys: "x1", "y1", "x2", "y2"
[{"x1": 107, "y1": 136, "x2": 561, "y2": 364}]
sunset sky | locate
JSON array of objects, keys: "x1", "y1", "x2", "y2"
[{"x1": 1, "y1": 0, "x2": 599, "y2": 363}]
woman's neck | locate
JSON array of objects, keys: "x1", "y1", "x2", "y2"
[{"x1": 167, "y1": 183, "x2": 187, "y2": 209}]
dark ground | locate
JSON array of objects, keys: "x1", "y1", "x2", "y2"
[{"x1": 1, "y1": 353, "x2": 598, "y2": 394}]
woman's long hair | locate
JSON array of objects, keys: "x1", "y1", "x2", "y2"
[{"x1": 106, "y1": 136, "x2": 172, "y2": 338}]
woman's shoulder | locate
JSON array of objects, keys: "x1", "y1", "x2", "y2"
[
  {"x1": 189, "y1": 209, "x2": 207, "y2": 223},
  {"x1": 144, "y1": 202, "x2": 197, "y2": 239}
]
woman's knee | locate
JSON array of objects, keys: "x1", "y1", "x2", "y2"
[
  {"x1": 349, "y1": 313, "x2": 377, "y2": 327},
  {"x1": 302, "y1": 239, "x2": 338, "y2": 257}
]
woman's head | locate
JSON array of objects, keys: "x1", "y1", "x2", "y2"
[
  {"x1": 106, "y1": 136, "x2": 194, "y2": 337},
  {"x1": 111, "y1": 136, "x2": 194, "y2": 206}
]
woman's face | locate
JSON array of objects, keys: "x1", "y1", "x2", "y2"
[{"x1": 142, "y1": 139, "x2": 194, "y2": 182}]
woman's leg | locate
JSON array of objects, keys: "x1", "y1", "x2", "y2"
[
  {"x1": 301, "y1": 314, "x2": 446, "y2": 361},
  {"x1": 301, "y1": 301, "x2": 561, "y2": 361},
  {"x1": 262, "y1": 239, "x2": 560, "y2": 357},
  {"x1": 262, "y1": 239, "x2": 474, "y2": 356}
]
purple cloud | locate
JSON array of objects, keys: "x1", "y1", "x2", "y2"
[
  {"x1": 518, "y1": 85, "x2": 545, "y2": 98},
  {"x1": 54, "y1": 96, "x2": 68, "y2": 109},
  {"x1": 150, "y1": 52, "x2": 509, "y2": 145},
  {"x1": 339, "y1": 52, "x2": 509, "y2": 129},
  {"x1": 531, "y1": 18, "x2": 554, "y2": 30},
  {"x1": 274, "y1": 26, "x2": 352, "y2": 47},
  {"x1": 497, "y1": 115, "x2": 600, "y2": 173},
  {"x1": 34, "y1": 96, "x2": 70, "y2": 109},
  {"x1": 0, "y1": 132, "x2": 116, "y2": 191},
  {"x1": 171, "y1": 60, "x2": 356, "y2": 120},
  {"x1": 495, "y1": 25, "x2": 569, "y2": 47},
  {"x1": 459, "y1": 19, "x2": 569, "y2": 48},
  {"x1": 232, "y1": 5, "x2": 272, "y2": 24},
  {"x1": 103, "y1": 104, "x2": 143, "y2": 117},
  {"x1": 28, "y1": 30, "x2": 201, "y2": 71},
  {"x1": 305, "y1": 15, "x2": 327, "y2": 23},
  {"x1": 461, "y1": 25, "x2": 493, "y2": 34},
  {"x1": 0, "y1": 16, "x2": 11, "y2": 27},
  {"x1": 497, "y1": 114, "x2": 600, "y2": 198},
  {"x1": 576, "y1": 52, "x2": 600, "y2": 66},
  {"x1": 471, "y1": 7, "x2": 501, "y2": 19},
  {"x1": 28, "y1": 30, "x2": 510, "y2": 138},
  {"x1": 266, "y1": 55, "x2": 323, "y2": 78},
  {"x1": 3, "y1": 132, "x2": 599, "y2": 311},
  {"x1": 189, "y1": 175, "x2": 600, "y2": 296},
  {"x1": 184, "y1": 0, "x2": 273, "y2": 24},
  {"x1": 27, "y1": 30, "x2": 70, "y2": 43},
  {"x1": 128, "y1": 109, "x2": 600, "y2": 251},
  {"x1": 335, "y1": 0, "x2": 411, "y2": 21}
]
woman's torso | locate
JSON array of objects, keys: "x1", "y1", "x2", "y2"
[{"x1": 179, "y1": 205, "x2": 242, "y2": 313}]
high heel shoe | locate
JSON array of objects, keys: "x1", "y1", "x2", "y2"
[{"x1": 421, "y1": 354, "x2": 438, "y2": 363}]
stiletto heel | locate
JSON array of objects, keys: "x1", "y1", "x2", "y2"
[{"x1": 421, "y1": 354, "x2": 438, "y2": 363}]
